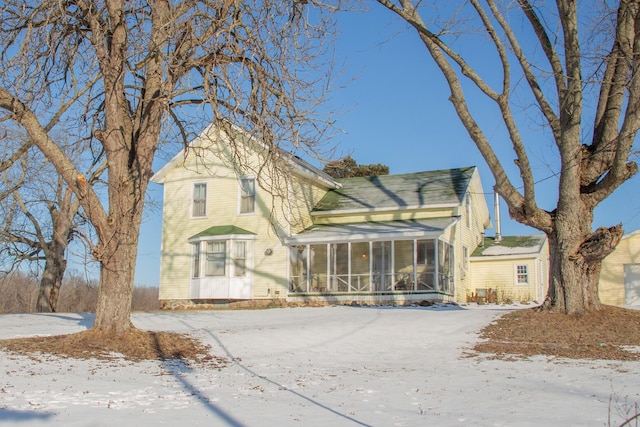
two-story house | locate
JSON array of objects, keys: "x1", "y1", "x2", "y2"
[{"x1": 151, "y1": 123, "x2": 540, "y2": 308}]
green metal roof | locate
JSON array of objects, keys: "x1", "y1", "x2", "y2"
[
  {"x1": 189, "y1": 225, "x2": 256, "y2": 240},
  {"x1": 313, "y1": 167, "x2": 476, "y2": 213},
  {"x1": 472, "y1": 235, "x2": 546, "y2": 257}
]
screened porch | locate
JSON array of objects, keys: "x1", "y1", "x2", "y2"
[{"x1": 288, "y1": 238, "x2": 454, "y2": 295}]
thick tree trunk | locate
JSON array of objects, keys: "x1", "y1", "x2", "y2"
[
  {"x1": 90, "y1": 163, "x2": 147, "y2": 335},
  {"x1": 36, "y1": 254, "x2": 66, "y2": 313},
  {"x1": 92, "y1": 224, "x2": 140, "y2": 334},
  {"x1": 542, "y1": 225, "x2": 623, "y2": 314},
  {"x1": 544, "y1": 238, "x2": 601, "y2": 314}
]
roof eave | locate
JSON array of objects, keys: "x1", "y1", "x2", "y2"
[
  {"x1": 311, "y1": 203, "x2": 460, "y2": 217},
  {"x1": 470, "y1": 252, "x2": 542, "y2": 261}
]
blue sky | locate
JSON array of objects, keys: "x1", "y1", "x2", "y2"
[{"x1": 133, "y1": 6, "x2": 640, "y2": 287}]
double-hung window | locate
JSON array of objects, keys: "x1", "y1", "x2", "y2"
[
  {"x1": 192, "y1": 243, "x2": 201, "y2": 278},
  {"x1": 193, "y1": 183, "x2": 207, "y2": 217},
  {"x1": 234, "y1": 241, "x2": 246, "y2": 276},
  {"x1": 516, "y1": 264, "x2": 529, "y2": 285},
  {"x1": 206, "y1": 241, "x2": 226, "y2": 276},
  {"x1": 239, "y1": 178, "x2": 256, "y2": 214},
  {"x1": 192, "y1": 240, "x2": 250, "y2": 279}
]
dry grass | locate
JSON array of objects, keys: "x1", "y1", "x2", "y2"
[
  {"x1": 474, "y1": 305, "x2": 640, "y2": 361},
  {"x1": 0, "y1": 272, "x2": 160, "y2": 314},
  {"x1": 0, "y1": 328, "x2": 229, "y2": 368}
]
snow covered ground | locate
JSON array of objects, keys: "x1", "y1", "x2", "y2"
[{"x1": 0, "y1": 304, "x2": 638, "y2": 426}]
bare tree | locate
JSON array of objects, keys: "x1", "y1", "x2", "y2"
[
  {"x1": 374, "y1": 0, "x2": 640, "y2": 314},
  {"x1": 0, "y1": 170, "x2": 79, "y2": 313},
  {"x1": 0, "y1": 129, "x2": 101, "y2": 313},
  {"x1": 0, "y1": 0, "x2": 337, "y2": 334}
]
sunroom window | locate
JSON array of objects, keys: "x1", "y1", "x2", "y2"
[{"x1": 289, "y1": 239, "x2": 450, "y2": 295}]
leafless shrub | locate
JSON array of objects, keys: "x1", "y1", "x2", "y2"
[
  {"x1": 0, "y1": 271, "x2": 159, "y2": 314},
  {"x1": 0, "y1": 272, "x2": 38, "y2": 314},
  {"x1": 55, "y1": 273, "x2": 98, "y2": 313},
  {"x1": 609, "y1": 390, "x2": 640, "y2": 427},
  {"x1": 131, "y1": 286, "x2": 161, "y2": 312}
]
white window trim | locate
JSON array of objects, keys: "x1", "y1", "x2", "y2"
[
  {"x1": 238, "y1": 176, "x2": 256, "y2": 215},
  {"x1": 189, "y1": 234, "x2": 257, "y2": 280},
  {"x1": 515, "y1": 264, "x2": 529, "y2": 286},
  {"x1": 192, "y1": 242, "x2": 201, "y2": 279},
  {"x1": 192, "y1": 182, "x2": 208, "y2": 218}
]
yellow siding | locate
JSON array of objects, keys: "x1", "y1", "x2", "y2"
[
  {"x1": 157, "y1": 134, "x2": 328, "y2": 301},
  {"x1": 469, "y1": 256, "x2": 546, "y2": 303},
  {"x1": 156, "y1": 128, "x2": 493, "y2": 304},
  {"x1": 288, "y1": 178, "x2": 330, "y2": 233},
  {"x1": 452, "y1": 171, "x2": 491, "y2": 302},
  {"x1": 600, "y1": 231, "x2": 640, "y2": 306},
  {"x1": 469, "y1": 238, "x2": 549, "y2": 304}
]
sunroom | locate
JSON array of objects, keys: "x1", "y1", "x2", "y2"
[{"x1": 285, "y1": 219, "x2": 457, "y2": 299}]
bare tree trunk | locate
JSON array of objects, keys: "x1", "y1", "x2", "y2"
[
  {"x1": 92, "y1": 221, "x2": 140, "y2": 334},
  {"x1": 35, "y1": 188, "x2": 78, "y2": 313},
  {"x1": 36, "y1": 254, "x2": 66, "y2": 313},
  {"x1": 543, "y1": 223, "x2": 622, "y2": 314}
]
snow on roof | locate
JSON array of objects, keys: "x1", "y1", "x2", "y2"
[{"x1": 472, "y1": 234, "x2": 546, "y2": 258}]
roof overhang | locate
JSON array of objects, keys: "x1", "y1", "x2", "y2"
[
  {"x1": 470, "y1": 253, "x2": 540, "y2": 261},
  {"x1": 284, "y1": 218, "x2": 458, "y2": 245},
  {"x1": 311, "y1": 203, "x2": 459, "y2": 217},
  {"x1": 188, "y1": 225, "x2": 257, "y2": 242}
]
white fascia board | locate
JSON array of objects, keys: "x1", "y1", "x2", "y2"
[
  {"x1": 623, "y1": 228, "x2": 640, "y2": 239},
  {"x1": 284, "y1": 229, "x2": 445, "y2": 245},
  {"x1": 284, "y1": 218, "x2": 458, "y2": 246},
  {"x1": 470, "y1": 253, "x2": 540, "y2": 262},
  {"x1": 150, "y1": 150, "x2": 185, "y2": 184},
  {"x1": 310, "y1": 203, "x2": 460, "y2": 217},
  {"x1": 188, "y1": 234, "x2": 258, "y2": 243},
  {"x1": 151, "y1": 123, "x2": 217, "y2": 184},
  {"x1": 289, "y1": 161, "x2": 342, "y2": 190}
]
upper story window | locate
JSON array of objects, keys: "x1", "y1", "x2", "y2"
[
  {"x1": 516, "y1": 264, "x2": 529, "y2": 285},
  {"x1": 239, "y1": 177, "x2": 256, "y2": 214},
  {"x1": 193, "y1": 183, "x2": 207, "y2": 217}
]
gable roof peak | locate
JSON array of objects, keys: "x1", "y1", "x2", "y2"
[{"x1": 150, "y1": 122, "x2": 340, "y2": 189}]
